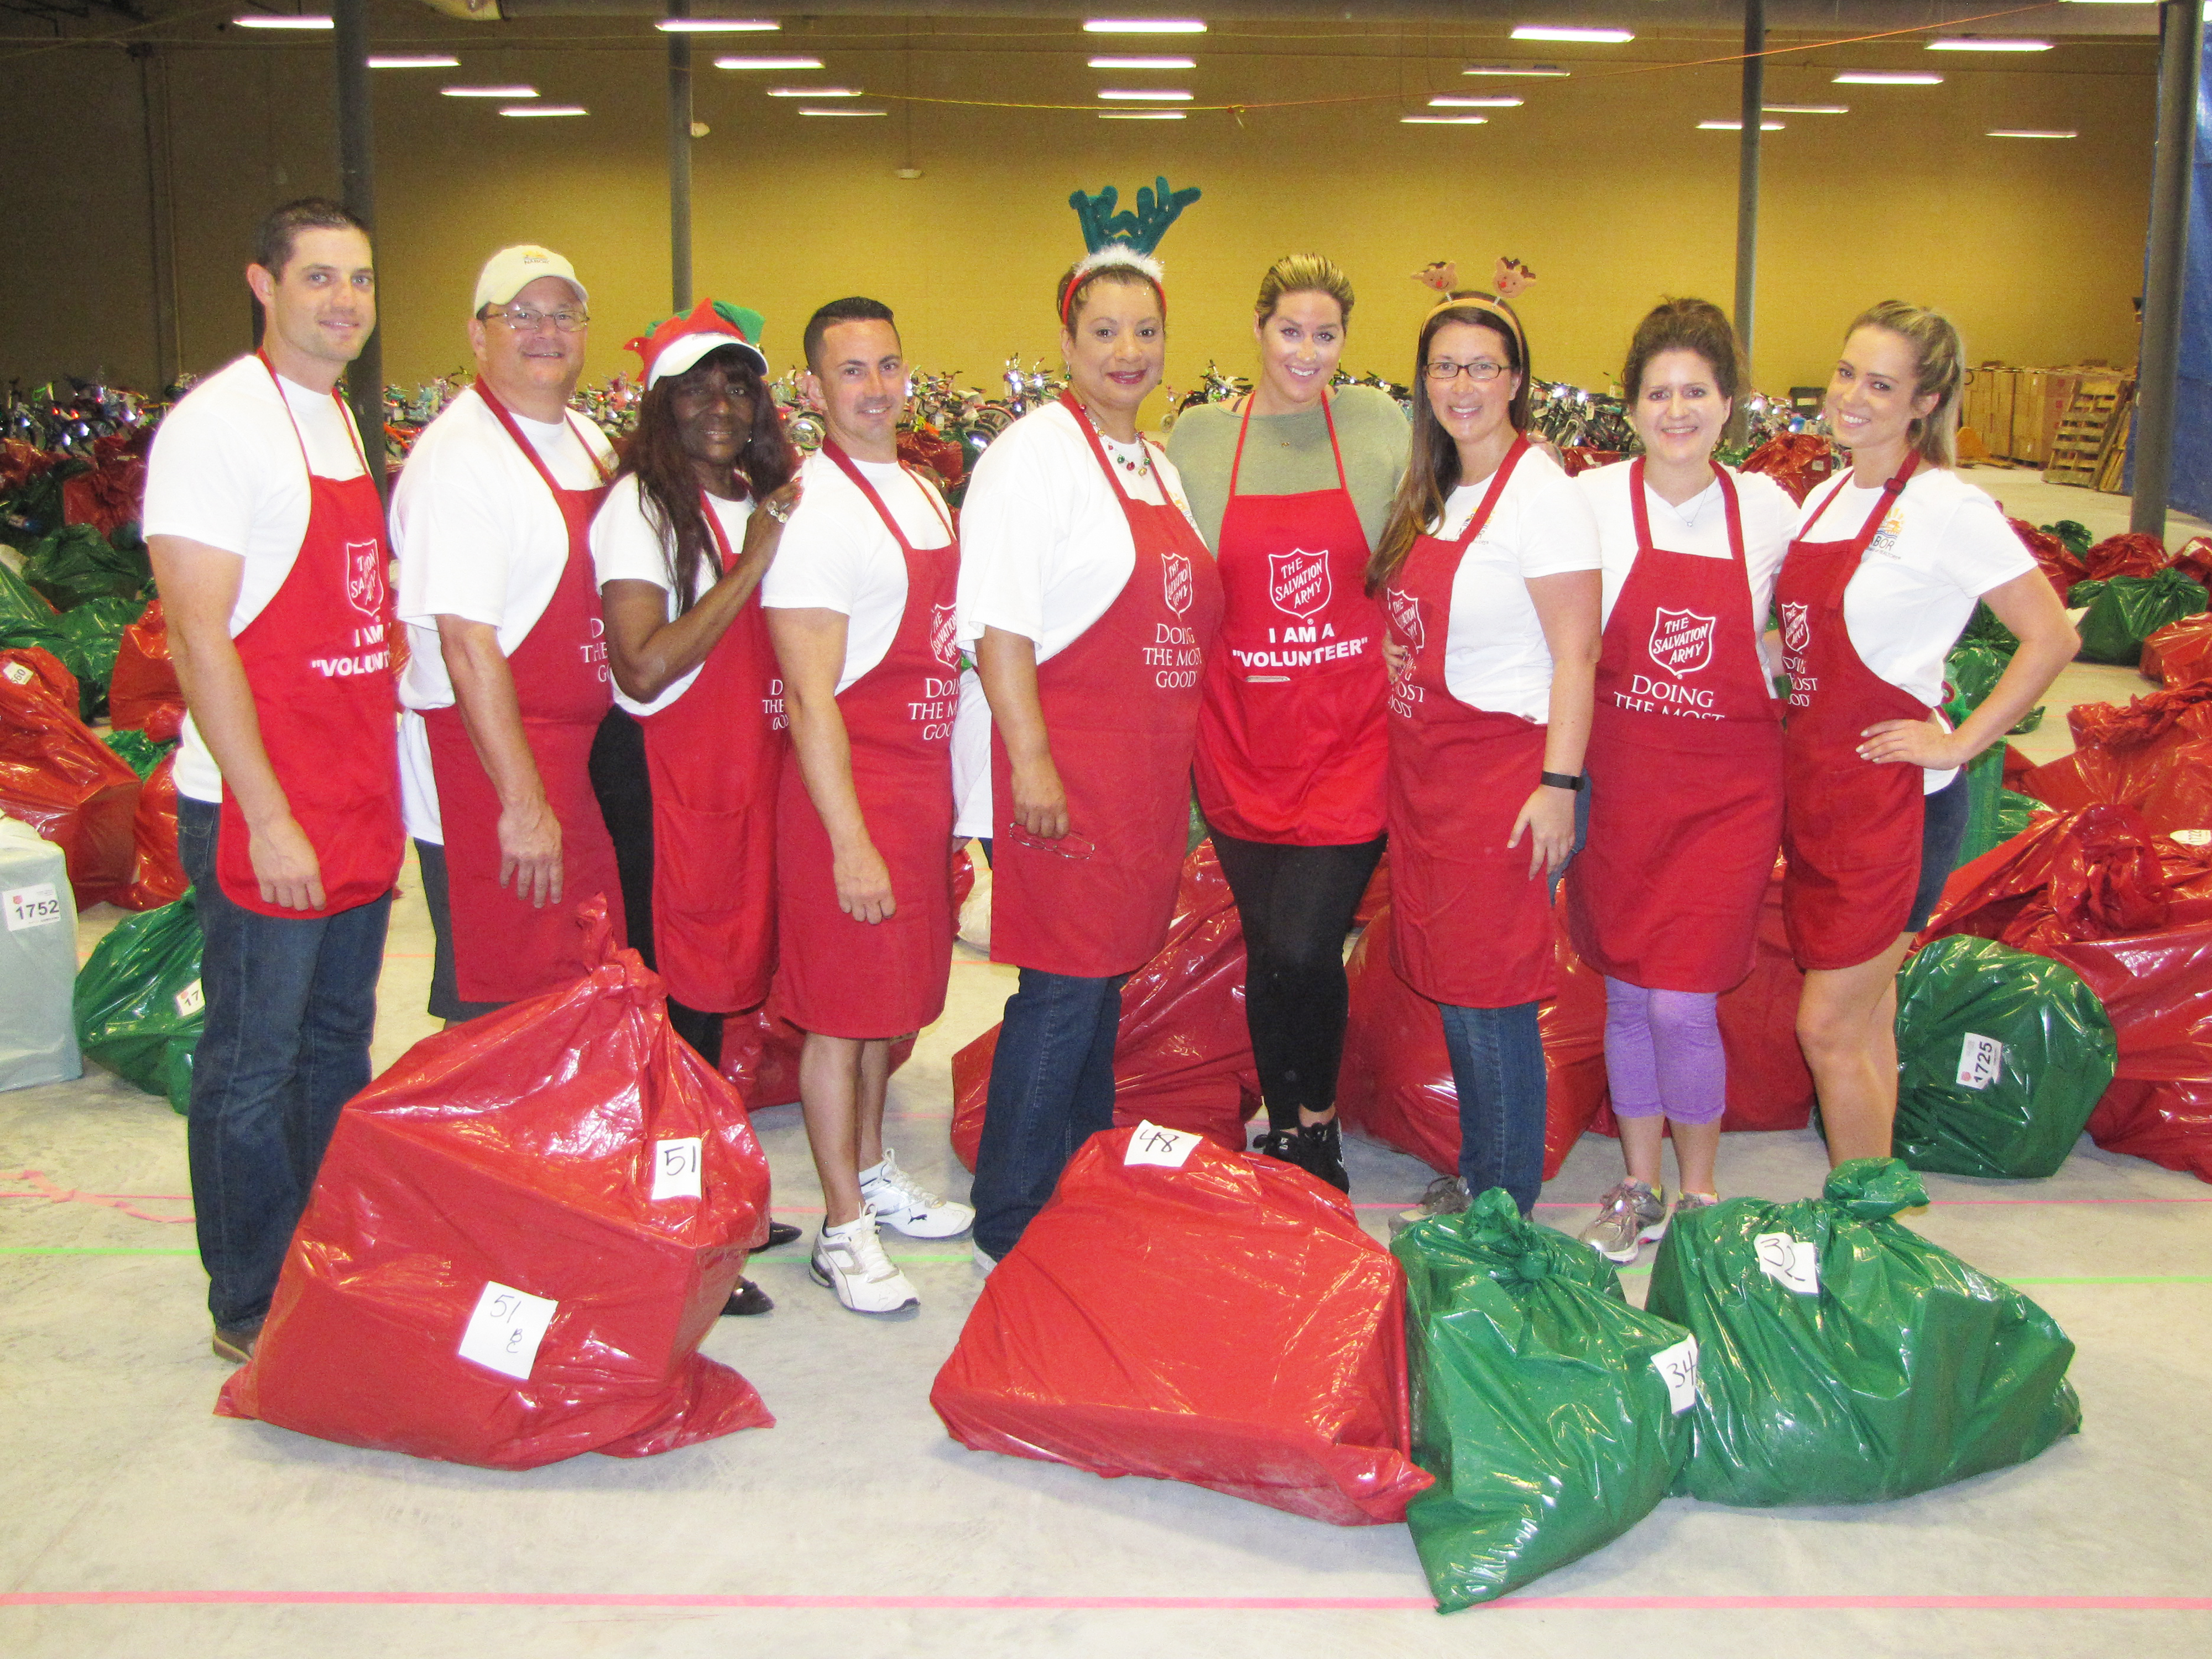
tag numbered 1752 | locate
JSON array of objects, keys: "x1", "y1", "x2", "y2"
[{"x1": 3, "y1": 883, "x2": 62, "y2": 932}]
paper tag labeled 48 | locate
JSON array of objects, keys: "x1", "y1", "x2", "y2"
[
  {"x1": 457, "y1": 1280, "x2": 558, "y2": 1381},
  {"x1": 1124, "y1": 1121, "x2": 1201, "y2": 1169},
  {"x1": 1650, "y1": 1335, "x2": 1700, "y2": 1413},
  {"x1": 650, "y1": 1136, "x2": 703, "y2": 1201},
  {"x1": 3, "y1": 883, "x2": 62, "y2": 932},
  {"x1": 1955, "y1": 1032, "x2": 2004, "y2": 1091},
  {"x1": 174, "y1": 979, "x2": 205, "y2": 1020},
  {"x1": 1754, "y1": 1232, "x2": 1821, "y2": 1295}
]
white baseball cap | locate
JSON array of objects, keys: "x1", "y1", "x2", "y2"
[{"x1": 472, "y1": 244, "x2": 588, "y2": 315}]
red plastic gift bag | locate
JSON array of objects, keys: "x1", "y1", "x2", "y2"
[
  {"x1": 107, "y1": 598, "x2": 185, "y2": 742},
  {"x1": 2081, "y1": 531, "x2": 2171, "y2": 585},
  {"x1": 117, "y1": 751, "x2": 187, "y2": 911},
  {"x1": 217, "y1": 900, "x2": 777, "y2": 1467},
  {"x1": 2009, "y1": 518, "x2": 2088, "y2": 605},
  {"x1": 1924, "y1": 807, "x2": 2212, "y2": 1183},
  {"x1": 948, "y1": 843, "x2": 1262, "y2": 1168},
  {"x1": 0, "y1": 645, "x2": 139, "y2": 907},
  {"x1": 931, "y1": 1123, "x2": 1433, "y2": 1524},
  {"x1": 2174, "y1": 537, "x2": 2212, "y2": 589},
  {"x1": 2019, "y1": 686, "x2": 2212, "y2": 838},
  {"x1": 1740, "y1": 434, "x2": 1837, "y2": 505},
  {"x1": 2142, "y1": 614, "x2": 2212, "y2": 688},
  {"x1": 721, "y1": 1004, "x2": 914, "y2": 1111}
]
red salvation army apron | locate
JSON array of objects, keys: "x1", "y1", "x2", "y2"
[
  {"x1": 423, "y1": 384, "x2": 624, "y2": 1002},
  {"x1": 215, "y1": 354, "x2": 403, "y2": 917},
  {"x1": 1565, "y1": 462, "x2": 1783, "y2": 992},
  {"x1": 636, "y1": 494, "x2": 786, "y2": 1013},
  {"x1": 772, "y1": 442, "x2": 959, "y2": 1039},
  {"x1": 1776, "y1": 455, "x2": 1929, "y2": 971},
  {"x1": 990, "y1": 394, "x2": 1226, "y2": 978},
  {"x1": 1192, "y1": 394, "x2": 1388, "y2": 843},
  {"x1": 1383, "y1": 436, "x2": 1558, "y2": 1009}
]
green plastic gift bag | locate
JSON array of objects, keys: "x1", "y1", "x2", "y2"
[
  {"x1": 2072, "y1": 570, "x2": 2208, "y2": 666},
  {"x1": 1395, "y1": 1190, "x2": 1695, "y2": 1610},
  {"x1": 1893, "y1": 936, "x2": 2117, "y2": 1179},
  {"x1": 1646, "y1": 1158, "x2": 2080, "y2": 1507},
  {"x1": 73, "y1": 889, "x2": 204, "y2": 1114}
]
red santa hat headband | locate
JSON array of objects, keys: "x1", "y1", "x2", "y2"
[{"x1": 1057, "y1": 247, "x2": 1167, "y2": 330}]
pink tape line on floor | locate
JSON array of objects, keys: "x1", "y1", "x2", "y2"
[
  {"x1": 0, "y1": 1170, "x2": 194, "y2": 1224},
  {"x1": 1, "y1": 1592, "x2": 2206, "y2": 1611}
]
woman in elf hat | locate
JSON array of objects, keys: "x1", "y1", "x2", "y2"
[{"x1": 588, "y1": 299, "x2": 803, "y2": 1310}]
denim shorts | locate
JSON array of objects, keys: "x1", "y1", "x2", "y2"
[{"x1": 1906, "y1": 771, "x2": 1972, "y2": 932}]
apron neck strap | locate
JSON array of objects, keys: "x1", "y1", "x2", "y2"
[
  {"x1": 1228, "y1": 389, "x2": 1349, "y2": 502},
  {"x1": 473, "y1": 379, "x2": 612, "y2": 495},
  {"x1": 1628, "y1": 457, "x2": 1746, "y2": 566},
  {"x1": 821, "y1": 436, "x2": 954, "y2": 552},
  {"x1": 1805, "y1": 451, "x2": 1920, "y2": 608},
  {"x1": 257, "y1": 351, "x2": 372, "y2": 478},
  {"x1": 1449, "y1": 434, "x2": 1531, "y2": 550},
  {"x1": 699, "y1": 487, "x2": 742, "y2": 576}
]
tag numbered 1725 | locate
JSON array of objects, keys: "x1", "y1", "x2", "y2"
[{"x1": 650, "y1": 1136, "x2": 702, "y2": 1201}]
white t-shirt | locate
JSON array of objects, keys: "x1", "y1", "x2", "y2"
[
  {"x1": 391, "y1": 385, "x2": 615, "y2": 842},
  {"x1": 759, "y1": 450, "x2": 952, "y2": 693},
  {"x1": 954, "y1": 400, "x2": 1201, "y2": 833},
  {"x1": 588, "y1": 473, "x2": 755, "y2": 716},
  {"x1": 1794, "y1": 464, "x2": 2035, "y2": 791},
  {"x1": 1578, "y1": 461, "x2": 1795, "y2": 634},
  {"x1": 1423, "y1": 446, "x2": 1601, "y2": 721},
  {"x1": 142, "y1": 355, "x2": 375, "y2": 804}
]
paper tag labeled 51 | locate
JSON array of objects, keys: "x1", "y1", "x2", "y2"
[
  {"x1": 3, "y1": 883, "x2": 62, "y2": 932},
  {"x1": 1754, "y1": 1232, "x2": 1821, "y2": 1295},
  {"x1": 650, "y1": 1136, "x2": 702, "y2": 1201},
  {"x1": 1650, "y1": 1335, "x2": 1700, "y2": 1414},
  {"x1": 1124, "y1": 1121, "x2": 1201, "y2": 1169},
  {"x1": 1955, "y1": 1033, "x2": 2004, "y2": 1091},
  {"x1": 458, "y1": 1281, "x2": 558, "y2": 1381}
]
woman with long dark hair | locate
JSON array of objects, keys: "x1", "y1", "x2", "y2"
[{"x1": 1371, "y1": 292, "x2": 1600, "y2": 1225}]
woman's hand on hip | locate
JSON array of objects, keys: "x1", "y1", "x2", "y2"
[
  {"x1": 1858, "y1": 714, "x2": 1970, "y2": 771},
  {"x1": 1507, "y1": 784, "x2": 1577, "y2": 879}
]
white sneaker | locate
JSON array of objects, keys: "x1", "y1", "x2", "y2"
[
  {"x1": 860, "y1": 1147, "x2": 976, "y2": 1239},
  {"x1": 808, "y1": 1207, "x2": 920, "y2": 1314},
  {"x1": 972, "y1": 1242, "x2": 998, "y2": 1276}
]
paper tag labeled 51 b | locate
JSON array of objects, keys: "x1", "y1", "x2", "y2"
[
  {"x1": 1650, "y1": 1335, "x2": 1700, "y2": 1413},
  {"x1": 1955, "y1": 1033, "x2": 2004, "y2": 1091},
  {"x1": 3, "y1": 883, "x2": 62, "y2": 932},
  {"x1": 650, "y1": 1136, "x2": 702, "y2": 1201},
  {"x1": 1124, "y1": 1121, "x2": 1201, "y2": 1169},
  {"x1": 458, "y1": 1281, "x2": 558, "y2": 1381},
  {"x1": 1754, "y1": 1232, "x2": 1821, "y2": 1296}
]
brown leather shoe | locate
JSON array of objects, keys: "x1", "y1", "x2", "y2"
[{"x1": 211, "y1": 1319, "x2": 263, "y2": 1364}]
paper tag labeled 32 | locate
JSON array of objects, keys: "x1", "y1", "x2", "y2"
[
  {"x1": 1955, "y1": 1032, "x2": 2004, "y2": 1091},
  {"x1": 3, "y1": 883, "x2": 62, "y2": 932},
  {"x1": 457, "y1": 1281, "x2": 557, "y2": 1381},
  {"x1": 1124, "y1": 1121, "x2": 1201, "y2": 1169},
  {"x1": 1650, "y1": 1335, "x2": 1700, "y2": 1413},
  {"x1": 650, "y1": 1136, "x2": 702, "y2": 1201},
  {"x1": 1754, "y1": 1232, "x2": 1821, "y2": 1295}
]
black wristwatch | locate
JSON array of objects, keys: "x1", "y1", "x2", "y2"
[{"x1": 1540, "y1": 771, "x2": 1585, "y2": 792}]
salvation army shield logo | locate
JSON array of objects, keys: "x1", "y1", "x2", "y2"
[
  {"x1": 1384, "y1": 586, "x2": 1423, "y2": 656},
  {"x1": 1161, "y1": 551, "x2": 1193, "y2": 617},
  {"x1": 343, "y1": 540, "x2": 384, "y2": 620},
  {"x1": 1781, "y1": 601, "x2": 1811, "y2": 655},
  {"x1": 1647, "y1": 608, "x2": 1717, "y2": 677},
  {"x1": 1268, "y1": 547, "x2": 1332, "y2": 621},
  {"x1": 930, "y1": 602, "x2": 961, "y2": 670}
]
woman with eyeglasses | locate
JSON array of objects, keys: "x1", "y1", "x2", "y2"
[
  {"x1": 1561, "y1": 299, "x2": 1796, "y2": 1262},
  {"x1": 1164, "y1": 253, "x2": 1406, "y2": 1193},
  {"x1": 1371, "y1": 291, "x2": 1600, "y2": 1225},
  {"x1": 957, "y1": 246, "x2": 1224, "y2": 1267}
]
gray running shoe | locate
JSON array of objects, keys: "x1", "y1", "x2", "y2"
[
  {"x1": 1390, "y1": 1175, "x2": 1472, "y2": 1238},
  {"x1": 1577, "y1": 1178, "x2": 1668, "y2": 1264}
]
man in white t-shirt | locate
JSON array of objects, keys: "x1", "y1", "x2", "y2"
[
  {"x1": 144, "y1": 199, "x2": 402, "y2": 1364},
  {"x1": 392, "y1": 246, "x2": 622, "y2": 1020}
]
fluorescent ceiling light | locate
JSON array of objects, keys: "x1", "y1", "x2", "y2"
[
  {"x1": 502, "y1": 106, "x2": 587, "y2": 117},
  {"x1": 1083, "y1": 19, "x2": 1207, "y2": 33},
  {"x1": 233, "y1": 13, "x2": 332, "y2": 27},
  {"x1": 655, "y1": 18, "x2": 777, "y2": 30},
  {"x1": 1928, "y1": 37, "x2": 2052, "y2": 50},
  {"x1": 1699, "y1": 119, "x2": 1784, "y2": 130},
  {"x1": 1100, "y1": 110, "x2": 1187, "y2": 119},
  {"x1": 1088, "y1": 55, "x2": 1196, "y2": 69},
  {"x1": 1510, "y1": 26, "x2": 1632, "y2": 43},
  {"x1": 1989, "y1": 128, "x2": 2078, "y2": 137},
  {"x1": 1098, "y1": 87, "x2": 1193, "y2": 100},
  {"x1": 1833, "y1": 71, "x2": 1943, "y2": 84},
  {"x1": 367, "y1": 54, "x2": 458, "y2": 68},
  {"x1": 1402, "y1": 115, "x2": 1489, "y2": 125},
  {"x1": 1429, "y1": 95, "x2": 1524, "y2": 107},
  {"x1": 1765, "y1": 103, "x2": 1846, "y2": 113},
  {"x1": 768, "y1": 86, "x2": 862, "y2": 97},
  {"x1": 717, "y1": 55, "x2": 823, "y2": 70},
  {"x1": 1464, "y1": 64, "x2": 1571, "y2": 76},
  {"x1": 444, "y1": 85, "x2": 536, "y2": 97},
  {"x1": 799, "y1": 107, "x2": 888, "y2": 116}
]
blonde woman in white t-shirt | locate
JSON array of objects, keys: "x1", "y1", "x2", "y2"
[{"x1": 1777, "y1": 301, "x2": 2076, "y2": 1165}]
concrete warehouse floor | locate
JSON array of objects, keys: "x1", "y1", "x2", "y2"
[{"x1": 3, "y1": 472, "x2": 2209, "y2": 1656}]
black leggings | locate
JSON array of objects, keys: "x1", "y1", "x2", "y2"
[
  {"x1": 1209, "y1": 830, "x2": 1387, "y2": 1131},
  {"x1": 587, "y1": 707, "x2": 725, "y2": 1068}
]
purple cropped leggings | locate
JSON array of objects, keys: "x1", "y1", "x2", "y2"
[{"x1": 1602, "y1": 976, "x2": 1726, "y2": 1126}]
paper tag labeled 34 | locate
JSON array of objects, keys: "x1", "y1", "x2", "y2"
[
  {"x1": 1754, "y1": 1232, "x2": 1821, "y2": 1295},
  {"x1": 650, "y1": 1136, "x2": 702, "y2": 1201},
  {"x1": 1650, "y1": 1334, "x2": 1700, "y2": 1413},
  {"x1": 1955, "y1": 1032, "x2": 2004, "y2": 1091},
  {"x1": 457, "y1": 1281, "x2": 557, "y2": 1381},
  {"x1": 1124, "y1": 1121, "x2": 1201, "y2": 1169}
]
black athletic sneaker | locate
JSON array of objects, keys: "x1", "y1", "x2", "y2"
[{"x1": 1251, "y1": 1121, "x2": 1350, "y2": 1194}]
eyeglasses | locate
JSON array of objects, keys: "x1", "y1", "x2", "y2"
[
  {"x1": 483, "y1": 305, "x2": 589, "y2": 333},
  {"x1": 1425, "y1": 358, "x2": 1511, "y2": 383},
  {"x1": 1004, "y1": 826, "x2": 1097, "y2": 860}
]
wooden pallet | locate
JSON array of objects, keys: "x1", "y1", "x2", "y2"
[
  {"x1": 2043, "y1": 373, "x2": 2131, "y2": 486},
  {"x1": 2096, "y1": 395, "x2": 2133, "y2": 493}
]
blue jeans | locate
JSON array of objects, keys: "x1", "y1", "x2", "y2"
[
  {"x1": 970, "y1": 968, "x2": 1125, "y2": 1260},
  {"x1": 1438, "y1": 1000, "x2": 1547, "y2": 1216},
  {"x1": 178, "y1": 797, "x2": 391, "y2": 1331}
]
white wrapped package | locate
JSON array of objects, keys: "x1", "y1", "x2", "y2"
[{"x1": 0, "y1": 814, "x2": 82, "y2": 1089}]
